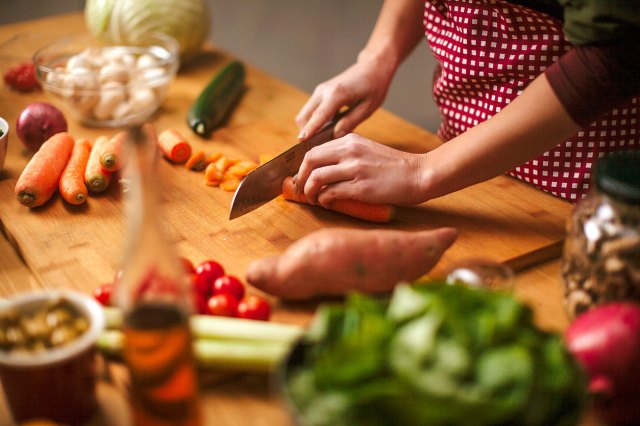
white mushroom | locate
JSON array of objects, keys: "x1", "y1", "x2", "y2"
[
  {"x1": 93, "y1": 81, "x2": 127, "y2": 120},
  {"x1": 128, "y1": 88, "x2": 157, "y2": 114},
  {"x1": 98, "y1": 63, "x2": 130, "y2": 85}
]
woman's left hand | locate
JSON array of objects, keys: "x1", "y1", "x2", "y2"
[{"x1": 294, "y1": 133, "x2": 427, "y2": 207}]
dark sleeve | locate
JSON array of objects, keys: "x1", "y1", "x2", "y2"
[
  {"x1": 559, "y1": 0, "x2": 640, "y2": 46},
  {"x1": 544, "y1": 0, "x2": 640, "y2": 127},
  {"x1": 544, "y1": 44, "x2": 640, "y2": 127}
]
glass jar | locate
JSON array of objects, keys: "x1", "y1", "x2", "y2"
[{"x1": 562, "y1": 150, "x2": 640, "y2": 319}]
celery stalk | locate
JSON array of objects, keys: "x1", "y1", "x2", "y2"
[{"x1": 98, "y1": 307, "x2": 303, "y2": 373}]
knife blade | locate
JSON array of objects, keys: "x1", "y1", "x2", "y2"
[{"x1": 229, "y1": 113, "x2": 344, "y2": 220}]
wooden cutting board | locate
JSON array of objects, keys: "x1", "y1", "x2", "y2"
[{"x1": 0, "y1": 17, "x2": 573, "y2": 295}]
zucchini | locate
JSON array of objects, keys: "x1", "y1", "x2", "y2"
[{"x1": 187, "y1": 60, "x2": 246, "y2": 137}]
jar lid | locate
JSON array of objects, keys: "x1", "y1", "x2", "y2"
[{"x1": 594, "y1": 150, "x2": 640, "y2": 204}]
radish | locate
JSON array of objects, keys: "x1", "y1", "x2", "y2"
[
  {"x1": 565, "y1": 302, "x2": 640, "y2": 425},
  {"x1": 16, "y1": 102, "x2": 68, "y2": 152}
]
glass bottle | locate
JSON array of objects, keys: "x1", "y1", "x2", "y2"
[
  {"x1": 562, "y1": 150, "x2": 640, "y2": 319},
  {"x1": 115, "y1": 125, "x2": 201, "y2": 426}
]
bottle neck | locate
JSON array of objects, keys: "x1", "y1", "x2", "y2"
[{"x1": 117, "y1": 126, "x2": 192, "y2": 313}]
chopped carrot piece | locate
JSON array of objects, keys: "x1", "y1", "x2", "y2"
[
  {"x1": 204, "y1": 163, "x2": 224, "y2": 186},
  {"x1": 214, "y1": 156, "x2": 233, "y2": 173},
  {"x1": 205, "y1": 152, "x2": 223, "y2": 163},
  {"x1": 220, "y1": 178, "x2": 240, "y2": 192},
  {"x1": 228, "y1": 160, "x2": 258, "y2": 178},
  {"x1": 158, "y1": 129, "x2": 192, "y2": 163},
  {"x1": 185, "y1": 150, "x2": 207, "y2": 171}
]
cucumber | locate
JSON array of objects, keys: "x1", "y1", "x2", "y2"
[{"x1": 187, "y1": 60, "x2": 246, "y2": 137}]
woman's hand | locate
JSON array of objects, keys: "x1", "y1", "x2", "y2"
[
  {"x1": 294, "y1": 133, "x2": 428, "y2": 206},
  {"x1": 295, "y1": 55, "x2": 395, "y2": 142}
]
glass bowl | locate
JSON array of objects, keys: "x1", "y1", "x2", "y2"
[{"x1": 33, "y1": 33, "x2": 180, "y2": 128}]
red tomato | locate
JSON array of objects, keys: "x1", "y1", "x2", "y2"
[
  {"x1": 93, "y1": 283, "x2": 114, "y2": 306},
  {"x1": 193, "y1": 292, "x2": 209, "y2": 315},
  {"x1": 179, "y1": 257, "x2": 195, "y2": 274},
  {"x1": 237, "y1": 295, "x2": 271, "y2": 321},
  {"x1": 212, "y1": 275, "x2": 245, "y2": 300},
  {"x1": 207, "y1": 293, "x2": 239, "y2": 317},
  {"x1": 194, "y1": 260, "x2": 225, "y2": 297}
]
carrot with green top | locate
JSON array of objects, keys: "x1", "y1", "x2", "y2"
[
  {"x1": 158, "y1": 129, "x2": 192, "y2": 163},
  {"x1": 15, "y1": 132, "x2": 75, "y2": 207},
  {"x1": 59, "y1": 138, "x2": 92, "y2": 205},
  {"x1": 281, "y1": 176, "x2": 396, "y2": 223},
  {"x1": 100, "y1": 131, "x2": 128, "y2": 172},
  {"x1": 85, "y1": 136, "x2": 112, "y2": 193}
]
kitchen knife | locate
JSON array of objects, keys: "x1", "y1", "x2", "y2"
[{"x1": 229, "y1": 112, "x2": 345, "y2": 220}]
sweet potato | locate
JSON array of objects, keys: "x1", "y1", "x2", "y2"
[{"x1": 245, "y1": 227, "x2": 457, "y2": 300}]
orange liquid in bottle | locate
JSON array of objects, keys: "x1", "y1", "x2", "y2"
[{"x1": 123, "y1": 303, "x2": 201, "y2": 426}]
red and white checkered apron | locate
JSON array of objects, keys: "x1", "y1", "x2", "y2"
[{"x1": 423, "y1": 0, "x2": 639, "y2": 202}]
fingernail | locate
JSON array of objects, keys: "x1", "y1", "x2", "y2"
[{"x1": 297, "y1": 130, "x2": 307, "y2": 141}]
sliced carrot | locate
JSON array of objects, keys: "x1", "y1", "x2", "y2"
[
  {"x1": 100, "y1": 131, "x2": 128, "y2": 172},
  {"x1": 281, "y1": 176, "x2": 396, "y2": 223},
  {"x1": 220, "y1": 178, "x2": 240, "y2": 192},
  {"x1": 205, "y1": 152, "x2": 223, "y2": 163},
  {"x1": 227, "y1": 160, "x2": 258, "y2": 178},
  {"x1": 15, "y1": 132, "x2": 75, "y2": 207},
  {"x1": 213, "y1": 156, "x2": 233, "y2": 173},
  {"x1": 204, "y1": 163, "x2": 224, "y2": 186},
  {"x1": 59, "y1": 138, "x2": 91, "y2": 205},
  {"x1": 157, "y1": 129, "x2": 192, "y2": 163},
  {"x1": 85, "y1": 136, "x2": 112, "y2": 193},
  {"x1": 185, "y1": 150, "x2": 207, "y2": 171}
]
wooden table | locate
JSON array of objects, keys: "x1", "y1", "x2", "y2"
[{"x1": 0, "y1": 12, "x2": 596, "y2": 426}]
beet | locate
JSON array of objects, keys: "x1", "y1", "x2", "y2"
[
  {"x1": 16, "y1": 102, "x2": 67, "y2": 152},
  {"x1": 565, "y1": 302, "x2": 640, "y2": 425}
]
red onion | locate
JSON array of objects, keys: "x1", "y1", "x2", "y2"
[
  {"x1": 16, "y1": 102, "x2": 67, "y2": 152},
  {"x1": 565, "y1": 302, "x2": 640, "y2": 425}
]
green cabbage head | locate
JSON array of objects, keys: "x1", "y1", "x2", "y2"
[{"x1": 85, "y1": 0, "x2": 210, "y2": 63}]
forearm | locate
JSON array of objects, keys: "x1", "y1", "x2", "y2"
[
  {"x1": 418, "y1": 73, "x2": 581, "y2": 200},
  {"x1": 358, "y1": 0, "x2": 425, "y2": 70}
]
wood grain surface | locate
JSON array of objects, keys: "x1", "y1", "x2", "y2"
[{"x1": 0, "y1": 15, "x2": 572, "y2": 299}]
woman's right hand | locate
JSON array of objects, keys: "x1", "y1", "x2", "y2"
[{"x1": 295, "y1": 54, "x2": 396, "y2": 142}]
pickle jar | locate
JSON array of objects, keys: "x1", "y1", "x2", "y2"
[{"x1": 562, "y1": 150, "x2": 640, "y2": 319}]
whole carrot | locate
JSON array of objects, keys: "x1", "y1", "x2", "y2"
[
  {"x1": 281, "y1": 176, "x2": 396, "y2": 223},
  {"x1": 85, "y1": 136, "x2": 112, "y2": 193},
  {"x1": 157, "y1": 129, "x2": 192, "y2": 163},
  {"x1": 15, "y1": 132, "x2": 75, "y2": 207},
  {"x1": 59, "y1": 138, "x2": 92, "y2": 205},
  {"x1": 100, "y1": 131, "x2": 128, "y2": 172}
]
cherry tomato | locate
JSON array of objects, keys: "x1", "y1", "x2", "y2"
[
  {"x1": 194, "y1": 260, "x2": 225, "y2": 297},
  {"x1": 93, "y1": 283, "x2": 114, "y2": 306},
  {"x1": 237, "y1": 295, "x2": 271, "y2": 321},
  {"x1": 212, "y1": 275, "x2": 245, "y2": 300},
  {"x1": 207, "y1": 293, "x2": 239, "y2": 317},
  {"x1": 193, "y1": 292, "x2": 209, "y2": 315}
]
